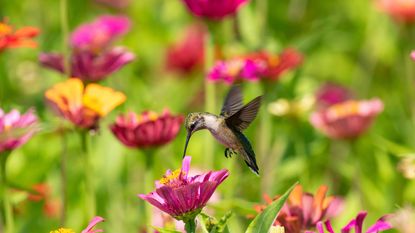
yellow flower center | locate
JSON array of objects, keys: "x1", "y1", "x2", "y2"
[
  {"x1": 49, "y1": 228, "x2": 75, "y2": 233},
  {"x1": 0, "y1": 23, "x2": 12, "y2": 36},
  {"x1": 267, "y1": 55, "x2": 280, "y2": 67},
  {"x1": 226, "y1": 59, "x2": 244, "y2": 77},
  {"x1": 327, "y1": 100, "x2": 360, "y2": 119},
  {"x1": 159, "y1": 169, "x2": 182, "y2": 185},
  {"x1": 136, "y1": 111, "x2": 159, "y2": 124}
]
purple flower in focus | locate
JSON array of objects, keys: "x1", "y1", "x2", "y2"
[
  {"x1": 182, "y1": 0, "x2": 248, "y2": 20},
  {"x1": 307, "y1": 211, "x2": 392, "y2": 233},
  {"x1": 39, "y1": 47, "x2": 135, "y2": 82},
  {"x1": 0, "y1": 108, "x2": 38, "y2": 153},
  {"x1": 71, "y1": 15, "x2": 131, "y2": 51},
  {"x1": 81, "y1": 216, "x2": 105, "y2": 233},
  {"x1": 138, "y1": 156, "x2": 228, "y2": 221}
]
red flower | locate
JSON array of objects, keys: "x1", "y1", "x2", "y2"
[
  {"x1": 166, "y1": 24, "x2": 205, "y2": 74},
  {"x1": 182, "y1": 0, "x2": 248, "y2": 20},
  {"x1": 110, "y1": 109, "x2": 184, "y2": 149},
  {"x1": 377, "y1": 0, "x2": 415, "y2": 23},
  {"x1": 0, "y1": 21, "x2": 39, "y2": 52}
]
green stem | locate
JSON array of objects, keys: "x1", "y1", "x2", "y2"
[
  {"x1": 59, "y1": 130, "x2": 68, "y2": 225},
  {"x1": 60, "y1": 0, "x2": 70, "y2": 77},
  {"x1": 142, "y1": 149, "x2": 155, "y2": 233},
  {"x1": 80, "y1": 131, "x2": 96, "y2": 221},
  {"x1": 256, "y1": 0, "x2": 268, "y2": 47},
  {"x1": 1, "y1": 151, "x2": 14, "y2": 233},
  {"x1": 184, "y1": 218, "x2": 197, "y2": 233},
  {"x1": 204, "y1": 26, "x2": 216, "y2": 169}
]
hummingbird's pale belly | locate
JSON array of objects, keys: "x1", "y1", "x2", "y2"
[{"x1": 209, "y1": 127, "x2": 239, "y2": 149}]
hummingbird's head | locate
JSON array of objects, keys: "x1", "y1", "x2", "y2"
[{"x1": 182, "y1": 112, "x2": 206, "y2": 158}]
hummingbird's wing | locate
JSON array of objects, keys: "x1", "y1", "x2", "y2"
[
  {"x1": 220, "y1": 85, "x2": 244, "y2": 117},
  {"x1": 225, "y1": 96, "x2": 262, "y2": 131}
]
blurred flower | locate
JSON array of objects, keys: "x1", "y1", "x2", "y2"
[
  {"x1": 39, "y1": 47, "x2": 135, "y2": 82},
  {"x1": 0, "y1": 21, "x2": 39, "y2": 52},
  {"x1": 254, "y1": 185, "x2": 343, "y2": 233},
  {"x1": 151, "y1": 207, "x2": 185, "y2": 232},
  {"x1": 71, "y1": 15, "x2": 131, "y2": 52},
  {"x1": 377, "y1": 0, "x2": 415, "y2": 23},
  {"x1": 27, "y1": 183, "x2": 60, "y2": 218},
  {"x1": 315, "y1": 83, "x2": 352, "y2": 109},
  {"x1": 390, "y1": 206, "x2": 415, "y2": 233},
  {"x1": 139, "y1": 156, "x2": 229, "y2": 221},
  {"x1": 0, "y1": 108, "x2": 38, "y2": 153},
  {"x1": 45, "y1": 78, "x2": 126, "y2": 129},
  {"x1": 94, "y1": 0, "x2": 131, "y2": 9},
  {"x1": 270, "y1": 226, "x2": 285, "y2": 233},
  {"x1": 310, "y1": 99, "x2": 383, "y2": 139},
  {"x1": 182, "y1": 0, "x2": 248, "y2": 20},
  {"x1": 207, "y1": 49, "x2": 303, "y2": 84},
  {"x1": 81, "y1": 216, "x2": 105, "y2": 233},
  {"x1": 398, "y1": 156, "x2": 415, "y2": 179},
  {"x1": 50, "y1": 228, "x2": 75, "y2": 233},
  {"x1": 166, "y1": 24, "x2": 205, "y2": 74},
  {"x1": 110, "y1": 109, "x2": 184, "y2": 149},
  {"x1": 310, "y1": 211, "x2": 392, "y2": 233},
  {"x1": 268, "y1": 96, "x2": 314, "y2": 118}
]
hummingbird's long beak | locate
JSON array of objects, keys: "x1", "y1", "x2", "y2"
[{"x1": 183, "y1": 131, "x2": 192, "y2": 158}]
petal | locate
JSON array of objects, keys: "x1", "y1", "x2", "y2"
[
  {"x1": 181, "y1": 156, "x2": 191, "y2": 176},
  {"x1": 366, "y1": 215, "x2": 393, "y2": 233}
]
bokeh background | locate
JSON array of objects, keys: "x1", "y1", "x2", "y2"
[{"x1": 1, "y1": 0, "x2": 414, "y2": 232}]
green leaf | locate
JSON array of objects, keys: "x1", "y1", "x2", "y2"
[
  {"x1": 198, "y1": 211, "x2": 233, "y2": 233},
  {"x1": 153, "y1": 226, "x2": 182, "y2": 233},
  {"x1": 245, "y1": 182, "x2": 298, "y2": 233}
]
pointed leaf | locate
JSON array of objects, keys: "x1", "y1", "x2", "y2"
[{"x1": 245, "y1": 182, "x2": 298, "y2": 233}]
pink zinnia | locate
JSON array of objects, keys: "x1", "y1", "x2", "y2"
[
  {"x1": 110, "y1": 109, "x2": 184, "y2": 149},
  {"x1": 166, "y1": 24, "x2": 205, "y2": 74},
  {"x1": 377, "y1": 0, "x2": 415, "y2": 23},
  {"x1": 0, "y1": 108, "x2": 38, "y2": 153},
  {"x1": 82, "y1": 216, "x2": 105, "y2": 233},
  {"x1": 71, "y1": 15, "x2": 131, "y2": 51},
  {"x1": 315, "y1": 83, "x2": 352, "y2": 108},
  {"x1": 310, "y1": 99, "x2": 383, "y2": 139},
  {"x1": 138, "y1": 156, "x2": 229, "y2": 221},
  {"x1": 208, "y1": 58, "x2": 263, "y2": 84},
  {"x1": 182, "y1": 0, "x2": 248, "y2": 20},
  {"x1": 307, "y1": 211, "x2": 392, "y2": 233}
]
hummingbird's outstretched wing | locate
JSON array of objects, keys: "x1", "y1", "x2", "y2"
[
  {"x1": 225, "y1": 96, "x2": 262, "y2": 132},
  {"x1": 220, "y1": 85, "x2": 244, "y2": 118}
]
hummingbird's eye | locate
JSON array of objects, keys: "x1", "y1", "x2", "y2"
[{"x1": 190, "y1": 122, "x2": 196, "y2": 130}]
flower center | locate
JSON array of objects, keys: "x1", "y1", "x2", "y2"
[
  {"x1": 327, "y1": 100, "x2": 360, "y2": 119},
  {"x1": 159, "y1": 169, "x2": 182, "y2": 185},
  {"x1": 49, "y1": 228, "x2": 75, "y2": 233}
]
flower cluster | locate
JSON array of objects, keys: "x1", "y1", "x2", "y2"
[
  {"x1": 208, "y1": 49, "x2": 303, "y2": 84},
  {"x1": 111, "y1": 109, "x2": 184, "y2": 149},
  {"x1": 139, "y1": 156, "x2": 229, "y2": 221},
  {"x1": 40, "y1": 15, "x2": 135, "y2": 82}
]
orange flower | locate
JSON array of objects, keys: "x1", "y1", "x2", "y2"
[
  {"x1": 0, "y1": 21, "x2": 39, "y2": 52},
  {"x1": 45, "y1": 78, "x2": 126, "y2": 129}
]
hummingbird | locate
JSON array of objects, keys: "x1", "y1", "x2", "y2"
[{"x1": 183, "y1": 85, "x2": 262, "y2": 175}]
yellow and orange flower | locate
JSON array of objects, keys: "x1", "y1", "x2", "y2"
[
  {"x1": 45, "y1": 78, "x2": 126, "y2": 129},
  {"x1": 0, "y1": 21, "x2": 39, "y2": 52}
]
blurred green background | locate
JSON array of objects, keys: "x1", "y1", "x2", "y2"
[{"x1": 1, "y1": 0, "x2": 414, "y2": 232}]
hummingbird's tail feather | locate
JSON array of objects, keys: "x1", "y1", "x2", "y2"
[
  {"x1": 242, "y1": 151, "x2": 260, "y2": 176},
  {"x1": 231, "y1": 127, "x2": 260, "y2": 176}
]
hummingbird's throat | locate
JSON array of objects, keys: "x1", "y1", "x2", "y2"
[{"x1": 159, "y1": 169, "x2": 188, "y2": 188}]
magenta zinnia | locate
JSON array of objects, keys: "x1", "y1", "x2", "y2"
[
  {"x1": 110, "y1": 109, "x2": 184, "y2": 149},
  {"x1": 182, "y1": 0, "x2": 248, "y2": 20},
  {"x1": 310, "y1": 99, "x2": 383, "y2": 139},
  {"x1": 139, "y1": 156, "x2": 229, "y2": 221},
  {"x1": 308, "y1": 211, "x2": 392, "y2": 233},
  {"x1": 0, "y1": 108, "x2": 38, "y2": 153}
]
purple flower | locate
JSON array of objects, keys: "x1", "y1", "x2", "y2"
[
  {"x1": 0, "y1": 108, "x2": 38, "y2": 153},
  {"x1": 182, "y1": 0, "x2": 248, "y2": 20},
  {"x1": 81, "y1": 216, "x2": 105, "y2": 233},
  {"x1": 39, "y1": 47, "x2": 135, "y2": 82},
  {"x1": 138, "y1": 156, "x2": 229, "y2": 221},
  {"x1": 208, "y1": 58, "x2": 262, "y2": 84},
  {"x1": 307, "y1": 212, "x2": 392, "y2": 233},
  {"x1": 315, "y1": 83, "x2": 352, "y2": 108},
  {"x1": 71, "y1": 15, "x2": 131, "y2": 51}
]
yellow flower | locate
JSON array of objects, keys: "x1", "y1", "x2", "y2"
[
  {"x1": 45, "y1": 78, "x2": 126, "y2": 129},
  {"x1": 49, "y1": 228, "x2": 75, "y2": 233}
]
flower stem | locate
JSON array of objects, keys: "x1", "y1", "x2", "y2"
[
  {"x1": 204, "y1": 24, "x2": 216, "y2": 169},
  {"x1": 60, "y1": 0, "x2": 71, "y2": 77},
  {"x1": 184, "y1": 218, "x2": 197, "y2": 233},
  {"x1": 59, "y1": 130, "x2": 68, "y2": 225},
  {"x1": 0, "y1": 151, "x2": 14, "y2": 233},
  {"x1": 80, "y1": 131, "x2": 96, "y2": 221},
  {"x1": 142, "y1": 149, "x2": 155, "y2": 233}
]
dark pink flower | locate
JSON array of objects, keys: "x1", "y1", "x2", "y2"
[
  {"x1": 308, "y1": 211, "x2": 392, "y2": 233},
  {"x1": 138, "y1": 156, "x2": 229, "y2": 221},
  {"x1": 0, "y1": 108, "x2": 38, "y2": 153},
  {"x1": 310, "y1": 99, "x2": 383, "y2": 139},
  {"x1": 182, "y1": 0, "x2": 248, "y2": 20},
  {"x1": 166, "y1": 24, "x2": 205, "y2": 74},
  {"x1": 377, "y1": 0, "x2": 415, "y2": 23},
  {"x1": 208, "y1": 58, "x2": 262, "y2": 84},
  {"x1": 254, "y1": 185, "x2": 343, "y2": 233},
  {"x1": 81, "y1": 216, "x2": 105, "y2": 233},
  {"x1": 315, "y1": 83, "x2": 352, "y2": 108},
  {"x1": 71, "y1": 15, "x2": 131, "y2": 51},
  {"x1": 110, "y1": 109, "x2": 184, "y2": 149},
  {"x1": 39, "y1": 47, "x2": 135, "y2": 82}
]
